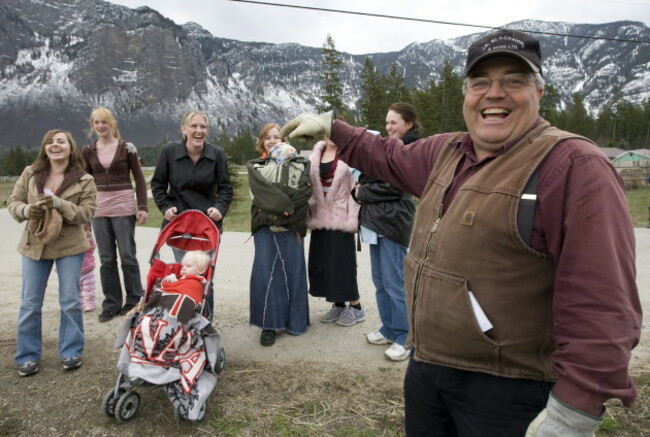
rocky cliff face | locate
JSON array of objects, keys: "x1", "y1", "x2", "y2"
[{"x1": 1, "y1": 0, "x2": 648, "y2": 149}]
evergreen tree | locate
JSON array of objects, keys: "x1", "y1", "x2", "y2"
[
  {"x1": 642, "y1": 98, "x2": 650, "y2": 149},
  {"x1": 539, "y1": 83, "x2": 561, "y2": 126},
  {"x1": 595, "y1": 105, "x2": 617, "y2": 147},
  {"x1": 436, "y1": 61, "x2": 465, "y2": 132},
  {"x1": 383, "y1": 63, "x2": 411, "y2": 106},
  {"x1": 412, "y1": 62, "x2": 464, "y2": 135},
  {"x1": 413, "y1": 81, "x2": 440, "y2": 136},
  {"x1": 358, "y1": 57, "x2": 385, "y2": 131},
  {"x1": 565, "y1": 93, "x2": 595, "y2": 138},
  {"x1": 0, "y1": 147, "x2": 35, "y2": 176},
  {"x1": 318, "y1": 34, "x2": 345, "y2": 115}
]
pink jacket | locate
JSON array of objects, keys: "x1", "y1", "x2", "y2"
[
  {"x1": 307, "y1": 141, "x2": 360, "y2": 233},
  {"x1": 81, "y1": 234, "x2": 96, "y2": 274}
]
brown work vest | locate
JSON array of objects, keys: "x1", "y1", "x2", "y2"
[{"x1": 405, "y1": 122, "x2": 582, "y2": 381}]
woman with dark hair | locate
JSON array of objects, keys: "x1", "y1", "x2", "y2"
[
  {"x1": 247, "y1": 123, "x2": 312, "y2": 346},
  {"x1": 354, "y1": 102, "x2": 420, "y2": 361},
  {"x1": 8, "y1": 129, "x2": 97, "y2": 376},
  {"x1": 82, "y1": 107, "x2": 148, "y2": 323}
]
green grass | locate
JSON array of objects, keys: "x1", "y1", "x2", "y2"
[
  {"x1": 2, "y1": 174, "x2": 649, "y2": 230},
  {"x1": 142, "y1": 168, "x2": 252, "y2": 233},
  {"x1": 627, "y1": 186, "x2": 650, "y2": 227}
]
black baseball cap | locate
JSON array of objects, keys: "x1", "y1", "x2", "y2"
[{"x1": 465, "y1": 29, "x2": 543, "y2": 77}]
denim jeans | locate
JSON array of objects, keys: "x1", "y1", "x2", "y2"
[
  {"x1": 370, "y1": 236, "x2": 409, "y2": 345},
  {"x1": 404, "y1": 358, "x2": 553, "y2": 436},
  {"x1": 16, "y1": 253, "x2": 85, "y2": 364},
  {"x1": 92, "y1": 216, "x2": 143, "y2": 313}
]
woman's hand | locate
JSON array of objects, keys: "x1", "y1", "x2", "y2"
[
  {"x1": 207, "y1": 207, "x2": 223, "y2": 222},
  {"x1": 136, "y1": 210, "x2": 148, "y2": 225},
  {"x1": 164, "y1": 206, "x2": 178, "y2": 221},
  {"x1": 37, "y1": 194, "x2": 62, "y2": 209},
  {"x1": 27, "y1": 205, "x2": 45, "y2": 220}
]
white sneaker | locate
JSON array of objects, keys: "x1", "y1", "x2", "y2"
[
  {"x1": 366, "y1": 330, "x2": 391, "y2": 345},
  {"x1": 384, "y1": 343, "x2": 411, "y2": 361}
]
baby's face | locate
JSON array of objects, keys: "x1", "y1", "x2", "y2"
[{"x1": 180, "y1": 261, "x2": 203, "y2": 277}]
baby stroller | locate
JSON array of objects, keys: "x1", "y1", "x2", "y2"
[{"x1": 102, "y1": 210, "x2": 226, "y2": 422}]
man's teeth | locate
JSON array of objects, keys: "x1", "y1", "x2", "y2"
[{"x1": 482, "y1": 108, "x2": 509, "y2": 115}]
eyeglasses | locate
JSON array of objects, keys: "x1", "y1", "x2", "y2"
[{"x1": 466, "y1": 73, "x2": 533, "y2": 96}]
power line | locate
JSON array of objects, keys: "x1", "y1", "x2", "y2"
[{"x1": 227, "y1": 0, "x2": 650, "y2": 44}]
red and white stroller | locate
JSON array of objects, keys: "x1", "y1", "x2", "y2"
[{"x1": 102, "y1": 210, "x2": 225, "y2": 422}]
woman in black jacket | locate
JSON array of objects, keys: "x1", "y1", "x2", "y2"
[
  {"x1": 151, "y1": 110, "x2": 233, "y2": 235},
  {"x1": 151, "y1": 110, "x2": 233, "y2": 316},
  {"x1": 354, "y1": 102, "x2": 420, "y2": 361}
]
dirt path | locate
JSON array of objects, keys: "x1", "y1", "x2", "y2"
[{"x1": 0, "y1": 209, "x2": 648, "y2": 436}]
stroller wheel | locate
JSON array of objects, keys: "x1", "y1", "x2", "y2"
[
  {"x1": 101, "y1": 388, "x2": 124, "y2": 418},
  {"x1": 175, "y1": 401, "x2": 207, "y2": 422},
  {"x1": 115, "y1": 390, "x2": 141, "y2": 422},
  {"x1": 196, "y1": 400, "x2": 207, "y2": 421},
  {"x1": 174, "y1": 406, "x2": 184, "y2": 422},
  {"x1": 215, "y1": 348, "x2": 226, "y2": 373}
]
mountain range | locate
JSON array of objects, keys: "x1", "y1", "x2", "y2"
[{"x1": 1, "y1": 0, "x2": 649, "y2": 150}]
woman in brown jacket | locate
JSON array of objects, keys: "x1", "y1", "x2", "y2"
[{"x1": 8, "y1": 129, "x2": 96, "y2": 377}]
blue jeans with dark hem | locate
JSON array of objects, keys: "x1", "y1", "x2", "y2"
[
  {"x1": 370, "y1": 236, "x2": 409, "y2": 345},
  {"x1": 403, "y1": 357, "x2": 553, "y2": 436},
  {"x1": 92, "y1": 215, "x2": 143, "y2": 313},
  {"x1": 16, "y1": 253, "x2": 85, "y2": 364}
]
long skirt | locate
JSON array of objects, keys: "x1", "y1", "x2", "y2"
[
  {"x1": 249, "y1": 227, "x2": 309, "y2": 334},
  {"x1": 308, "y1": 229, "x2": 359, "y2": 303}
]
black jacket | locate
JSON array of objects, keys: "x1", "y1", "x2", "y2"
[
  {"x1": 352, "y1": 132, "x2": 418, "y2": 247},
  {"x1": 151, "y1": 141, "x2": 233, "y2": 231}
]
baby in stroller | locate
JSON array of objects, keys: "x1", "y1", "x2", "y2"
[
  {"x1": 111, "y1": 249, "x2": 222, "y2": 421},
  {"x1": 137, "y1": 250, "x2": 210, "y2": 325}
]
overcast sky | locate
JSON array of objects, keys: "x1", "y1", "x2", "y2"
[{"x1": 106, "y1": 0, "x2": 650, "y2": 54}]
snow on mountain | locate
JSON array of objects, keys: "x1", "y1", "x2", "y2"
[{"x1": 0, "y1": 0, "x2": 648, "y2": 150}]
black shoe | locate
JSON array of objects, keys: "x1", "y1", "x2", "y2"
[
  {"x1": 119, "y1": 304, "x2": 135, "y2": 315},
  {"x1": 98, "y1": 310, "x2": 117, "y2": 323},
  {"x1": 62, "y1": 356, "x2": 82, "y2": 371},
  {"x1": 18, "y1": 361, "x2": 39, "y2": 377},
  {"x1": 260, "y1": 330, "x2": 276, "y2": 346}
]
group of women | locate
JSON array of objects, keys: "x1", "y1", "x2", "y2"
[
  {"x1": 248, "y1": 102, "x2": 421, "y2": 362},
  {"x1": 9, "y1": 101, "x2": 420, "y2": 377},
  {"x1": 9, "y1": 108, "x2": 232, "y2": 376}
]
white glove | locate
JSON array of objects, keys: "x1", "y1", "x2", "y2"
[
  {"x1": 164, "y1": 273, "x2": 178, "y2": 283},
  {"x1": 280, "y1": 111, "x2": 333, "y2": 140},
  {"x1": 525, "y1": 394, "x2": 602, "y2": 437}
]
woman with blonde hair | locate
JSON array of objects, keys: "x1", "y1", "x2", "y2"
[
  {"x1": 8, "y1": 129, "x2": 96, "y2": 376},
  {"x1": 152, "y1": 110, "x2": 233, "y2": 316},
  {"x1": 82, "y1": 107, "x2": 148, "y2": 323},
  {"x1": 152, "y1": 110, "x2": 233, "y2": 232}
]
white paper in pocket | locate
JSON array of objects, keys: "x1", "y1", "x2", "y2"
[{"x1": 468, "y1": 291, "x2": 493, "y2": 332}]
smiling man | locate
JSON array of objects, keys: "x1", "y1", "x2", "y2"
[{"x1": 281, "y1": 29, "x2": 642, "y2": 437}]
